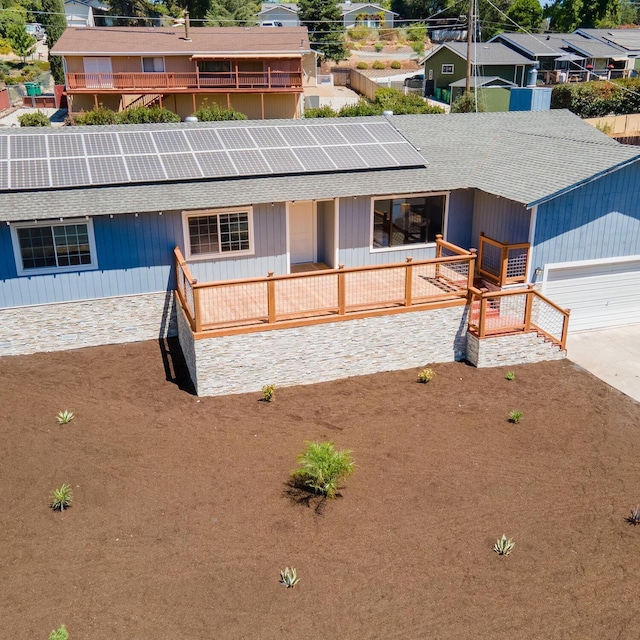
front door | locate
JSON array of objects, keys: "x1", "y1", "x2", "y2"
[{"x1": 289, "y1": 201, "x2": 315, "y2": 265}]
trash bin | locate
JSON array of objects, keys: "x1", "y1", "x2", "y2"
[
  {"x1": 25, "y1": 82, "x2": 42, "y2": 96},
  {"x1": 435, "y1": 87, "x2": 442, "y2": 101}
]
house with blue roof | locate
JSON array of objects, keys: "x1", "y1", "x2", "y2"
[{"x1": 1, "y1": 110, "x2": 639, "y2": 395}]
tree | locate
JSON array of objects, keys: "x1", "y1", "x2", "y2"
[
  {"x1": 545, "y1": 0, "x2": 620, "y2": 29},
  {"x1": 39, "y1": 0, "x2": 66, "y2": 84},
  {"x1": 505, "y1": 0, "x2": 543, "y2": 31},
  {"x1": 299, "y1": 0, "x2": 348, "y2": 63},
  {"x1": 105, "y1": 0, "x2": 159, "y2": 25},
  {"x1": 545, "y1": 0, "x2": 583, "y2": 30},
  {"x1": 450, "y1": 90, "x2": 484, "y2": 113},
  {"x1": 8, "y1": 25, "x2": 36, "y2": 62},
  {"x1": 205, "y1": 0, "x2": 258, "y2": 26}
]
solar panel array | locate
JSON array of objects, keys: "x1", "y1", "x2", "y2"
[{"x1": 0, "y1": 121, "x2": 426, "y2": 192}]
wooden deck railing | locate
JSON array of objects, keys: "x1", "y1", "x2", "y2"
[
  {"x1": 477, "y1": 233, "x2": 530, "y2": 287},
  {"x1": 66, "y1": 71, "x2": 304, "y2": 92},
  {"x1": 175, "y1": 240, "x2": 475, "y2": 334},
  {"x1": 468, "y1": 285, "x2": 570, "y2": 349}
]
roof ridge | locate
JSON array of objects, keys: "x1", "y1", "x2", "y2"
[{"x1": 500, "y1": 128, "x2": 626, "y2": 148}]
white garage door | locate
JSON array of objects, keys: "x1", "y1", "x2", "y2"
[{"x1": 543, "y1": 257, "x2": 640, "y2": 332}]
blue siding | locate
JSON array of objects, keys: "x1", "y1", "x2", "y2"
[
  {"x1": 531, "y1": 163, "x2": 640, "y2": 270},
  {"x1": 471, "y1": 191, "x2": 530, "y2": 246},
  {"x1": 447, "y1": 189, "x2": 474, "y2": 249}
]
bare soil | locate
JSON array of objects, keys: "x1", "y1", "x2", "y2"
[{"x1": 1, "y1": 339, "x2": 640, "y2": 639}]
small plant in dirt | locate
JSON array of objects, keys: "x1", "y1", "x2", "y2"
[
  {"x1": 372, "y1": 60, "x2": 386, "y2": 70},
  {"x1": 279, "y1": 566, "x2": 300, "y2": 588},
  {"x1": 50, "y1": 484, "x2": 73, "y2": 511},
  {"x1": 417, "y1": 368, "x2": 435, "y2": 383},
  {"x1": 356, "y1": 61, "x2": 369, "y2": 70},
  {"x1": 49, "y1": 624, "x2": 69, "y2": 640},
  {"x1": 626, "y1": 506, "x2": 640, "y2": 525},
  {"x1": 374, "y1": 42, "x2": 384, "y2": 52},
  {"x1": 56, "y1": 410, "x2": 74, "y2": 424},
  {"x1": 505, "y1": 371, "x2": 515, "y2": 381},
  {"x1": 494, "y1": 534, "x2": 515, "y2": 556},
  {"x1": 390, "y1": 60, "x2": 402, "y2": 69},
  {"x1": 291, "y1": 441, "x2": 355, "y2": 499},
  {"x1": 508, "y1": 410, "x2": 523, "y2": 424},
  {"x1": 262, "y1": 384, "x2": 275, "y2": 402}
]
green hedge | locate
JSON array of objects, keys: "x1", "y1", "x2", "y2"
[
  {"x1": 71, "y1": 105, "x2": 180, "y2": 125},
  {"x1": 551, "y1": 78, "x2": 640, "y2": 118}
]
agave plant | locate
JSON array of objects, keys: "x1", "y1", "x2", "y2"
[
  {"x1": 279, "y1": 566, "x2": 300, "y2": 588},
  {"x1": 626, "y1": 506, "x2": 640, "y2": 525},
  {"x1": 494, "y1": 534, "x2": 515, "y2": 556},
  {"x1": 508, "y1": 410, "x2": 523, "y2": 424},
  {"x1": 56, "y1": 410, "x2": 75, "y2": 424},
  {"x1": 51, "y1": 484, "x2": 73, "y2": 511},
  {"x1": 417, "y1": 367, "x2": 435, "y2": 383}
]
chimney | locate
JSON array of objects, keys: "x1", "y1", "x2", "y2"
[{"x1": 184, "y1": 11, "x2": 191, "y2": 41}]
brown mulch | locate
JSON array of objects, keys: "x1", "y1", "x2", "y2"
[{"x1": 1, "y1": 339, "x2": 640, "y2": 639}]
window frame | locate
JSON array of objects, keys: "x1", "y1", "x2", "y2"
[
  {"x1": 369, "y1": 192, "x2": 449, "y2": 253},
  {"x1": 141, "y1": 56, "x2": 165, "y2": 73},
  {"x1": 441, "y1": 64, "x2": 454, "y2": 74},
  {"x1": 10, "y1": 218, "x2": 98, "y2": 276},
  {"x1": 182, "y1": 207, "x2": 255, "y2": 261}
]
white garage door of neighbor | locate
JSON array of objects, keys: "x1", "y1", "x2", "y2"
[{"x1": 544, "y1": 257, "x2": 640, "y2": 332}]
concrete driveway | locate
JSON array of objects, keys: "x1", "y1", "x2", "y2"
[{"x1": 566, "y1": 325, "x2": 640, "y2": 403}]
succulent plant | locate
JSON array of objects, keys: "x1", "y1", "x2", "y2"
[
  {"x1": 279, "y1": 566, "x2": 300, "y2": 588},
  {"x1": 262, "y1": 384, "x2": 275, "y2": 402},
  {"x1": 508, "y1": 410, "x2": 523, "y2": 424},
  {"x1": 494, "y1": 534, "x2": 515, "y2": 556},
  {"x1": 626, "y1": 506, "x2": 640, "y2": 525},
  {"x1": 417, "y1": 368, "x2": 435, "y2": 383},
  {"x1": 505, "y1": 371, "x2": 515, "y2": 381},
  {"x1": 56, "y1": 410, "x2": 75, "y2": 424},
  {"x1": 51, "y1": 484, "x2": 73, "y2": 511}
]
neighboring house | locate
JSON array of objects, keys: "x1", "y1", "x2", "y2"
[
  {"x1": 1, "y1": 111, "x2": 640, "y2": 394},
  {"x1": 573, "y1": 28, "x2": 640, "y2": 74},
  {"x1": 421, "y1": 42, "x2": 534, "y2": 105},
  {"x1": 64, "y1": 0, "x2": 109, "y2": 28},
  {"x1": 257, "y1": 2, "x2": 396, "y2": 28},
  {"x1": 448, "y1": 76, "x2": 516, "y2": 111},
  {"x1": 50, "y1": 26, "x2": 316, "y2": 119}
]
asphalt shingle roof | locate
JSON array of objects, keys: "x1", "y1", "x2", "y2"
[
  {"x1": 432, "y1": 41, "x2": 533, "y2": 66},
  {"x1": 490, "y1": 33, "x2": 574, "y2": 58},
  {"x1": 0, "y1": 110, "x2": 638, "y2": 222}
]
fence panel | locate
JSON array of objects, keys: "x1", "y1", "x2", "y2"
[{"x1": 274, "y1": 273, "x2": 338, "y2": 318}]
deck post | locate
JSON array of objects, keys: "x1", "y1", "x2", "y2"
[
  {"x1": 500, "y1": 245, "x2": 509, "y2": 287},
  {"x1": 267, "y1": 271, "x2": 276, "y2": 323},
  {"x1": 524, "y1": 284, "x2": 534, "y2": 331},
  {"x1": 467, "y1": 249, "x2": 477, "y2": 290},
  {"x1": 337, "y1": 264, "x2": 346, "y2": 315},
  {"x1": 93, "y1": 93, "x2": 98, "y2": 109},
  {"x1": 404, "y1": 257, "x2": 413, "y2": 307},
  {"x1": 479, "y1": 296, "x2": 487, "y2": 338},
  {"x1": 192, "y1": 93, "x2": 196, "y2": 113},
  {"x1": 435, "y1": 234, "x2": 443, "y2": 258},
  {"x1": 260, "y1": 93, "x2": 265, "y2": 120},
  {"x1": 560, "y1": 309, "x2": 570, "y2": 350},
  {"x1": 193, "y1": 287, "x2": 202, "y2": 333}
]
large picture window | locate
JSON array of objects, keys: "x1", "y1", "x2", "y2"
[
  {"x1": 11, "y1": 219, "x2": 98, "y2": 276},
  {"x1": 184, "y1": 208, "x2": 253, "y2": 259},
  {"x1": 372, "y1": 194, "x2": 446, "y2": 249}
]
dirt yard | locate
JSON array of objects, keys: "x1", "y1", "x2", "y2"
[{"x1": 1, "y1": 339, "x2": 639, "y2": 639}]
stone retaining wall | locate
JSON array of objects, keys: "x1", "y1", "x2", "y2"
[
  {"x1": 0, "y1": 292, "x2": 176, "y2": 357},
  {"x1": 466, "y1": 331, "x2": 565, "y2": 368}
]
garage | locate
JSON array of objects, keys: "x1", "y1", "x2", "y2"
[{"x1": 543, "y1": 256, "x2": 640, "y2": 332}]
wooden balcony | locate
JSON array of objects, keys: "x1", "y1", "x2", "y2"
[
  {"x1": 175, "y1": 239, "x2": 476, "y2": 337},
  {"x1": 477, "y1": 233, "x2": 530, "y2": 287},
  {"x1": 65, "y1": 71, "x2": 304, "y2": 93}
]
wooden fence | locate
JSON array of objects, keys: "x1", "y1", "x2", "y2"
[
  {"x1": 585, "y1": 113, "x2": 640, "y2": 136},
  {"x1": 477, "y1": 233, "x2": 530, "y2": 287}
]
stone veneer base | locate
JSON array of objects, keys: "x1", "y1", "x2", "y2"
[{"x1": 465, "y1": 331, "x2": 566, "y2": 368}]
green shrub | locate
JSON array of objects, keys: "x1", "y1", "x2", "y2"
[
  {"x1": 19, "y1": 111, "x2": 50, "y2": 127},
  {"x1": 356, "y1": 61, "x2": 369, "y2": 70},
  {"x1": 261, "y1": 384, "x2": 275, "y2": 402},
  {"x1": 21, "y1": 64, "x2": 39, "y2": 81},
  {"x1": 304, "y1": 105, "x2": 338, "y2": 118},
  {"x1": 349, "y1": 24, "x2": 370, "y2": 41},
  {"x1": 374, "y1": 41, "x2": 384, "y2": 52},
  {"x1": 451, "y1": 91, "x2": 485, "y2": 113},
  {"x1": 49, "y1": 624, "x2": 69, "y2": 640},
  {"x1": 406, "y1": 22, "x2": 427, "y2": 42},
  {"x1": 0, "y1": 37, "x2": 12, "y2": 55},
  {"x1": 374, "y1": 87, "x2": 444, "y2": 114},
  {"x1": 117, "y1": 106, "x2": 180, "y2": 124},
  {"x1": 72, "y1": 106, "x2": 118, "y2": 126},
  {"x1": 417, "y1": 367, "x2": 434, "y2": 383},
  {"x1": 194, "y1": 102, "x2": 247, "y2": 121},
  {"x1": 505, "y1": 371, "x2": 515, "y2": 381},
  {"x1": 0, "y1": 60, "x2": 10, "y2": 76},
  {"x1": 372, "y1": 60, "x2": 385, "y2": 70},
  {"x1": 508, "y1": 410, "x2": 523, "y2": 424},
  {"x1": 338, "y1": 99, "x2": 381, "y2": 117},
  {"x1": 291, "y1": 441, "x2": 355, "y2": 499},
  {"x1": 50, "y1": 484, "x2": 73, "y2": 511},
  {"x1": 390, "y1": 60, "x2": 402, "y2": 69},
  {"x1": 411, "y1": 40, "x2": 425, "y2": 56},
  {"x1": 551, "y1": 78, "x2": 640, "y2": 118}
]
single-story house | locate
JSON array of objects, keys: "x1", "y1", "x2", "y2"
[
  {"x1": 448, "y1": 76, "x2": 516, "y2": 111},
  {"x1": 257, "y1": 2, "x2": 396, "y2": 28},
  {"x1": 64, "y1": 0, "x2": 109, "y2": 28},
  {"x1": 421, "y1": 42, "x2": 534, "y2": 105},
  {"x1": 258, "y1": 3, "x2": 300, "y2": 26},
  {"x1": 1, "y1": 111, "x2": 640, "y2": 395}
]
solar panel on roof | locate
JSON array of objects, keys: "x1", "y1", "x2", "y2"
[
  {"x1": 247, "y1": 127, "x2": 288, "y2": 149},
  {"x1": 83, "y1": 132, "x2": 121, "y2": 156},
  {"x1": 10, "y1": 159, "x2": 49, "y2": 189},
  {"x1": 306, "y1": 125, "x2": 349, "y2": 146},
  {"x1": 50, "y1": 158, "x2": 90, "y2": 187},
  {"x1": 227, "y1": 149, "x2": 271, "y2": 175},
  {"x1": 276, "y1": 126, "x2": 317, "y2": 147},
  {"x1": 350, "y1": 143, "x2": 398, "y2": 168},
  {"x1": 323, "y1": 145, "x2": 367, "y2": 170},
  {"x1": 126, "y1": 155, "x2": 166, "y2": 181},
  {"x1": 48, "y1": 135, "x2": 85, "y2": 159},
  {"x1": 217, "y1": 128, "x2": 256, "y2": 150},
  {"x1": 160, "y1": 153, "x2": 203, "y2": 180},
  {"x1": 384, "y1": 142, "x2": 427, "y2": 165},
  {"x1": 365, "y1": 123, "x2": 407, "y2": 143},
  {"x1": 11, "y1": 136, "x2": 47, "y2": 160},
  {"x1": 0, "y1": 138, "x2": 7, "y2": 161},
  {"x1": 119, "y1": 132, "x2": 156, "y2": 155},
  {"x1": 152, "y1": 130, "x2": 191, "y2": 154},
  {"x1": 334, "y1": 123, "x2": 377, "y2": 144},
  {"x1": 0, "y1": 161, "x2": 7, "y2": 189},
  {"x1": 195, "y1": 150, "x2": 237, "y2": 176},
  {"x1": 292, "y1": 146, "x2": 337, "y2": 171},
  {"x1": 260, "y1": 148, "x2": 304, "y2": 173},
  {"x1": 88, "y1": 156, "x2": 129, "y2": 184},
  {"x1": 183, "y1": 129, "x2": 223, "y2": 152}
]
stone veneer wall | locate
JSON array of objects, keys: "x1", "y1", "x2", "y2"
[
  {"x1": 0, "y1": 292, "x2": 176, "y2": 357},
  {"x1": 176, "y1": 302, "x2": 197, "y2": 390},
  {"x1": 185, "y1": 305, "x2": 469, "y2": 397},
  {"x1": 466, "y1": 331, "x2": 565, "y2": 368}
]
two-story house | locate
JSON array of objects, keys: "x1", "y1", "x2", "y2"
[{"x1": 50, "y1": 26, "x2": 316, "y2": 119}]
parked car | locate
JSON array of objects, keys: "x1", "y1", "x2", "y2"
[
  {"x1": 25, "y1": 23, "x2": 46, "y2": 41},
  {"x1": 404, "y1": 73, "x2": 425, "y2": 88},
  {"x1": 261, "y1": 21, "x2": 283, "y2": 27}
]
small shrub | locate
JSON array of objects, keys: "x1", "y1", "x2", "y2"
[
  {"x1": 194, "y1": 102, "x2": 247, "y2": 121},
  {"x1": 56, "y1": 410, "x2": 74, "y2": 424},
  {"x1": 372, "y1": 60, "x2": 385, "y2": 70},
  {"x1": 304, "y1": 105, "x2": 337, "y2": 118},
  {"x1": 19, "y1": 111, "x2": 50, "y2": 127},
  {"x1": 505, "y1": 371, "x2": 515, "y2": 381},
  {"x1": 494, "y1": 534, "x2": 515, "y2": 556},
  {"x1": 626, "y1": 506, "x2": 640, "y2": 525},
  {"x1": 406, "y1": 22, "x2": 427, "y2": 42},
  {"x1": 349, "y1": 24, "x2": 370, "y2": 41},
  {"x1": 116, "y1": 106, "x2": 180, "y2": 124},
  {"x1": 0, "y1": 37, "x2": 12, "y2": 55},
  {"x1": 49, "y1": 624, "x2": 69, "y2": 640},
  {"x1": 411, "y1": 40, "x2": 425, "y2": 56},
  {"x1": 417, "y1": 367, "x2": 434, "y2": 383},
  {"x1": 337, "y1": 100, "x2": 380, "y2": 117},
  {"x1": 508, "y1": 410, "x2": 523, "y2": 424},
  {"x1": 374, "y1": 42, "x2": 384, "y2": 52},
  {"x1": 279, "y1": 566, "x2": 300, "y2": 588},
  {"x1": 291, "y1": 441, "x2": 355, "y2": 499},
  {"x1": 356, "y1": 61, "x2": 369, "y2": 70},
  {"x1": 262, "y1": 384, "x2": 275, "y2": 402},
  {"x1": 390, "y1": 60, "x2": 402, "y2": 69},
  {"x1": 50, "y1": 484, "x2": 73, "y2": 511},
  {"x1": 72, "y1": 106, "x2": 118, "y2": 126}
]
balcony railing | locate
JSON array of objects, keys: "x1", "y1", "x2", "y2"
[
  {"x1": 477, "y1": 233, "x2": 530, "y2": 287},
  {"x1": 66, "y1": 70, "x2": 304, "y2": 92},
  {"x1": 468, "y1": 285, "x2": 570, "y2": 349},
  {"x1": 175, "y1": 240, "x2": 476, "y2": 335}
]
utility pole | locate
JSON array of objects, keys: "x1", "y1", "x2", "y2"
[{"x1": 465, "y1": 0, "x2": 473, "y2": 95}]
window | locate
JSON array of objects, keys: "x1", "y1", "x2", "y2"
[
  {"x1": 11, "y1": 219, "x2": 98, "y2": 276},
  {"x1": 198, "y1": 60, "x2": 231, "y2": 73},
  {"x1": 372, "y1": 194, "x2": 446, "y2": 250},
  {"x1": 142, "y1": 57, "x2": 165, "y2": 73},
  {"x1": 184, "y1": 208, "x2": 254, "y2": 259},
  {"x1": 442, "y1": 64, "x2": 454, "y2": 74}
]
